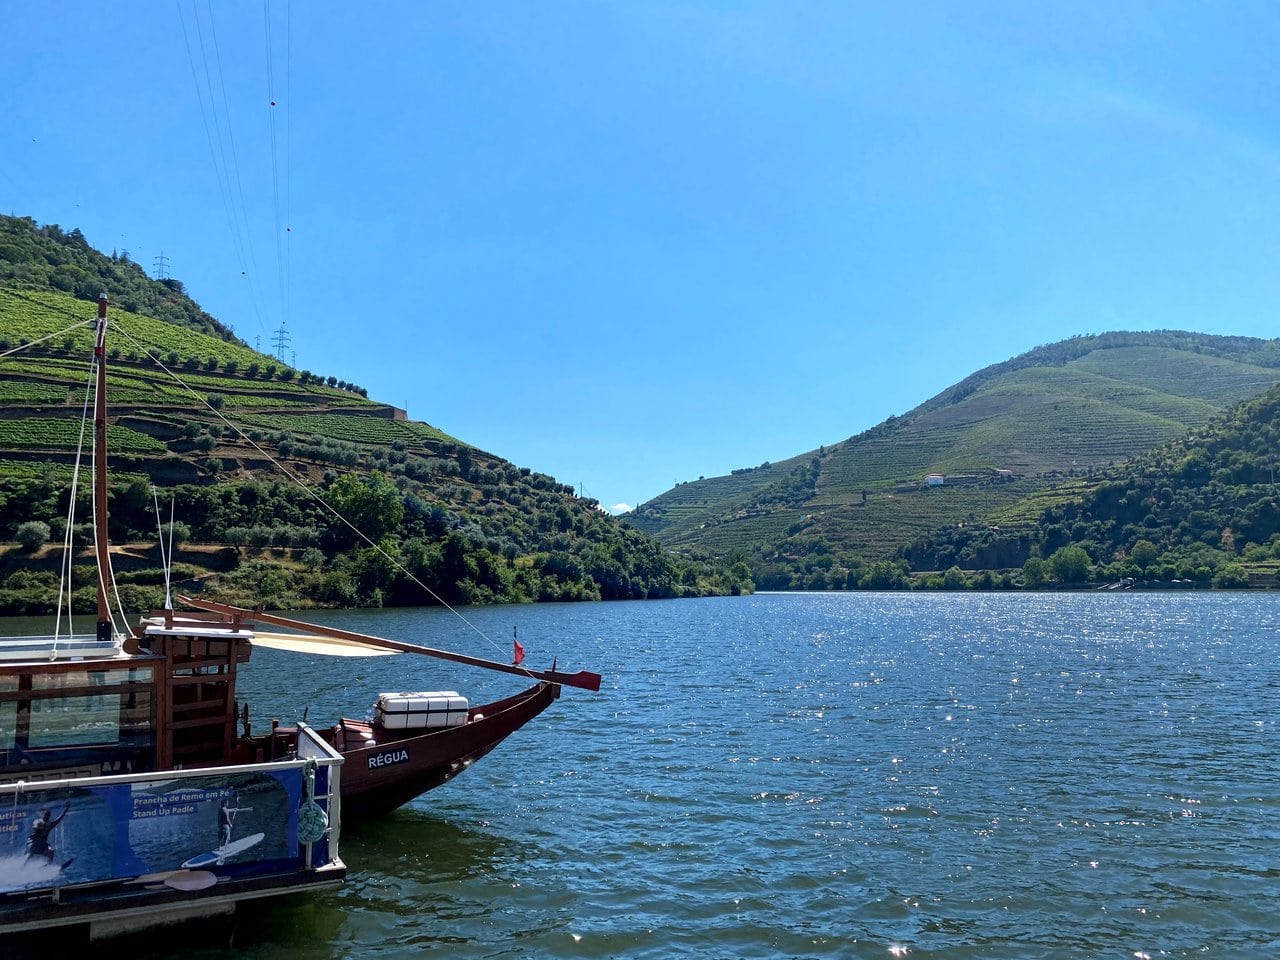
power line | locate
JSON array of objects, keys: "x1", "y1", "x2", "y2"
[
  {"x1": 286, "y1": 0, "x2": 293, "y2": 331},
  {"x1": 175, "y1": 0, "x2": 268, "y2": 334},
  {"x1": 263, "y1": 0, "x2": 288, "y2": 330},
  {"x1": 153, "y1": 251, "x2": 171, "y2": 279},
  {"x1": 203, "y1": 0, "x2": 268, "y2": 327}
]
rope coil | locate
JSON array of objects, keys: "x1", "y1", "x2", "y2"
[{"x1": 297, "y1": 760, "x2": 328, "y2": 845}]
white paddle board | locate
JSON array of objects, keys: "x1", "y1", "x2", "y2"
[{"x1": 181, "y1": 832, "x2": 265, "y2": 869}]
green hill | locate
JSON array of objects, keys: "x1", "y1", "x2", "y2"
[
  {"x1": 904, "y1": 381, "x2": 1280, "y2": 588},
  {"x1": 0, "y1": 214, "x2": 749, "y2": 613},
  {"x1": 0, "y1": 216, "x2": 238, "y2": 342},
  {"x1": 627, "y1": 332, "x2": 1280, "y2": 586}
]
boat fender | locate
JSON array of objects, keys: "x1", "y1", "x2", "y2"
[{"x1": 472, "y1": 713, "x2": 483, "y2": 722}]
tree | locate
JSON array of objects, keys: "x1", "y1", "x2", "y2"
[
  {"x1": 1213, "y1": 564, "x2": 1249, "y2": 589},
  {"x1": 859, "y1": 559, "x2": 909, "y2": 590},
  {"x1": 1130, "y1": 539, "x2": 1158, "y2": 571},
  {"x1": 325, "y1": 473, "x2": 404, "y2": 547},
  {"x1": 1022, "y1": 556, "x2": 1047, "y2": 587},
  {"x1": 1048, "y1": 544, "x2": 1092, "y2": 584},
  {"x1": 15, "y1": 520, "x2": 51, "y2": 551}
]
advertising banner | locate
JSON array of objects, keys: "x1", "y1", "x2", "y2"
[{"x1": 0, "y1": 768, "x2": 301, "y2": 893}]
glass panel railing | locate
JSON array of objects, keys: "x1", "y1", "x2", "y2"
[{"x1": 0, "y1": 636, "x2": 119, "y2": 662}]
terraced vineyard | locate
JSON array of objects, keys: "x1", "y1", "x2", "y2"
[
  {"x1": 630, "y1": 331, "x2": 1280, "y2": 564},
  {"x1": 0, "y1": 459, "x2": 150, "y2": 483},
  {"x1": 0, "y1": 418, "x2": 164, "y2": 453},
  {"x1": 240, "y1": 413, "x2": 452, "y2": 446},
  {"x1": 2, "y1": 289, "x2": 374, "y2": 407},
  {"x1": 986, "y1": 478, "x2": 1095, "y2": 526},
  {"x1": 0, "y1": 284, "x2": 468, "y2": 492},
  {"x1": 0, "y1": 382, "x2": 66, "y2": 403},
  {"x1": 0, "y1": 289, "x2": 263, "y2": 370},
  {"x1": 669, "y1": 477, "x2": 1058, "y2": 562}
]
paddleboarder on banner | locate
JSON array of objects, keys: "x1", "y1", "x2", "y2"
[
  {"x1": 25, "y1": 801, "x2": 70, "y2": 866},
  {"x1": 217, "y1": 798, "x2": 233, "y2": 848},
  {"x1": 182, "y1": 796, "x2": 262, "y2": 869}
]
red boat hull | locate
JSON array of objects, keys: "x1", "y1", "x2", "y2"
[{"x1": 331, "y1": 681, "x2": 560, "y2": 820}]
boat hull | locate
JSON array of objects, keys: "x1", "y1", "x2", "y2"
[{"x1": 334, "y1": 681, "x2": 560, "y2": 819}]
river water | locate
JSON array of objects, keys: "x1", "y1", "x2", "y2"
[{"x1": 6, "y1": 592, "x2": 1280, "y2": 958}]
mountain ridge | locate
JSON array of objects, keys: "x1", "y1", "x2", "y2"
[
  {"x1": 627, "y1": 330, "x2": 1280, "y2": 584},
  {"x1": 903, "y1": 378, "x2": 1280, "y2": 588}
]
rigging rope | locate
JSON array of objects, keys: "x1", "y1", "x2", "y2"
[
  {"x1": 87, "y1": 351, "x2": 128, "y2": 647},
  {"x1": 0, "y1": 306, "x2": 109, "y2": 646},
  {"x1": 110, "y1": 320, "x2": 538, "y2": 676},
  {"x1": 152, "y1": 485, "x2": 175, "y2": 609},
  {"x1": 0, "y1": 318, "x2": 93, "y2": 359},
  {"x1": 54, "y1": 362, "x2": 97, "y2": 648}
]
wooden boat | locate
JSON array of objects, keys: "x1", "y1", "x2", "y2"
[
  {"x1": 0, "y1": 294, "x2": 600, "y2": 935},
  {"x1": 0, "y1": 296, "x2": 345, "y2": 938},
  {"x1": 145, "y1": 597, "x2": 601, "y2": 822}
]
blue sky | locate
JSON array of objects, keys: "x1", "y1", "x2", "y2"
[{"x1": 3, "y1": 3, "x2": 1279, "y2": 512}]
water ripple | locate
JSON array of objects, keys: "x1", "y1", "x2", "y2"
[{"x1": 7, "y1": 592, "x2": 1280, "y2": 957}]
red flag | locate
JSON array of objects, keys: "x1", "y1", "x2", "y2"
[{"x1": 513, "y1": 638, "x2": 526, "y2": 665}]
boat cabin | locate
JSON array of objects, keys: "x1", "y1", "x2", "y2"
[
  {"x1": 0, "y1": 621, "x2": 344, "y2": 941},
  {"x1": 0, "y1": 613, "x2": 258, "y2": 783}
]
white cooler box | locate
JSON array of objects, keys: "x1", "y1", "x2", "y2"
[{"x1": 374, "y1": 691, "x2": 470, "y2": 730}]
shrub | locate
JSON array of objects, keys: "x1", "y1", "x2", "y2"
[
  {"x1": 15, "y1": 520, "x2": 51, "y2": 551},
  {"x1": 300, "y1": 547, "x2": 326, "y2": 571}
]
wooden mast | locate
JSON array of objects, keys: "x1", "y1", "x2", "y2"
[{"x1": 92, "y1": 293, "x2": 112, "y2": 643}]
